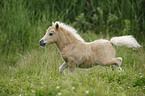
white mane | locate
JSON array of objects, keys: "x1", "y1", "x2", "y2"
[{"x1": 54, "y1": 21, "x2": 84, "y2": 42}]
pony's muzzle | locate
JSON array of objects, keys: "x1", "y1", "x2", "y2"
[{"x1": 39, "y1": 39, "x2": 46, "y2": 47}]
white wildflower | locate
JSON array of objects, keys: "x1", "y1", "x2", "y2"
[
  {"x1": 32, "y1": 90, "x2": 35, "y2": 93},
  {"x1": 72, "y1": 87, "x2": 75, "y2": 90},
  {"x1": 58, "y1": 92, "x2": 61, "y2": 95},
  {"x1": 91, "y1": 78, "x2": 94, "y2": 80},
  {"x1": 56, "y1": 86, "x2": 60, "y2": 89},
  {"x1": 128, "y1": 87, "x2": 130, "y2": 88},
  {"x1": 139, "y1": 73, "x2": 141, "y2": 74},
  {"x1": 86, "y1": 90, "x2": 89, "y2": 94}
]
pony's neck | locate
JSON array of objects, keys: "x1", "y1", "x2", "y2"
[{"x1": 55, "y1": 29, "x2": 81, "y2": 52}]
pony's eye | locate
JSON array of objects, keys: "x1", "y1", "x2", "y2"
[{"x1": 49, "y1": 32, "x2": 53, "y2": 36}]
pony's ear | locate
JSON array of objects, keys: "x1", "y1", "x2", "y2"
[
  {"x1": 52, "y1": 22, "x2": 55, "y2": 25},
  {"x1": 55, "y1": 23, "x2": 59, "y2": 30}
]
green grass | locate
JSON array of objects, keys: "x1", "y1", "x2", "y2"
[
  {"x1": 0, "y1": 33, "x2": 145, "y2": 96},
  {"x1": 0, "y1": 0, "x2": 145, "y2": 95}
]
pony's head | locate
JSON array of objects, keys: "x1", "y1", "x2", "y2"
[{"x1": 39, "y1": 22, "x2": 59, "y2": 47}]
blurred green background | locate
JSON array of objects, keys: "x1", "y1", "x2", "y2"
[{"x1": 0, "y1": 0, "x2": 145, "y2": 56}]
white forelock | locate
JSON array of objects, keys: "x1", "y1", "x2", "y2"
[{"x1": 54, "y1": 21, "x2": 84, "y2": 42}]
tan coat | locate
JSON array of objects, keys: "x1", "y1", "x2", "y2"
[{"x1": 39, "y1": 21, "x2": 141, "y2": 76}]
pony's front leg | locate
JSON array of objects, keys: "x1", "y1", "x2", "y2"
[
  {"x1": 59, "y1": 62, "x2": 68, "y2": 76},
  {"x1": 111, "y1": 65, "x2": 116, "y2": 71},
  {"x1": 68, "y1": 62, "x2": 76, "y2": 76}
]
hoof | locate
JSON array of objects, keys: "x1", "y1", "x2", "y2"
[{"x1": 119, "y1": 67, "x2": 122, "y2": 71}]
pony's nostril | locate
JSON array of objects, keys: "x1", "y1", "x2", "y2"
[
  {"x1": 39, "y1": 40, "x2": 44, "y2": 44},
  {"x1": 39, "y1": 39, "x2": 46, "y2": 47}
]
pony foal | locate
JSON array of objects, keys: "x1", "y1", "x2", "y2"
[{"x1": 39, "y1": 21, "x2": 141, "y2": 75}]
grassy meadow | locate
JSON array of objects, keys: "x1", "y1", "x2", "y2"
[{"x1": 0, "y1": 0, "x2": 145, "y2": 96}]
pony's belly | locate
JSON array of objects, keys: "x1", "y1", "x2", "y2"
[
  {"x1": 76, "y1": 58, "x2": 100, "y2": 68},
  {"x1": 77, "y1": 63, "x2": 93, "y2": 68},
  {"x1": 76, "y1": 60, "x2": 96, "y2": 68}
]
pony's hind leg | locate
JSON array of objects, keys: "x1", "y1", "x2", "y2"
[
  {"x1": 116, "y1": 57, "x2": 122, "y2": 70},
  {"x1": 112, "y1": 57, "x2": 122, "y2": 70},
  {"x1": 59, "y1": 62, "x2": 68, "y2": 76},
  {"x1": 101, "y1": 57, "x2": 122, "y2": 70}
]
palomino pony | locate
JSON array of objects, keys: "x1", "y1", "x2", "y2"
[{"x1": 39, "y1": 21, "x2": 141, "y2": 75}]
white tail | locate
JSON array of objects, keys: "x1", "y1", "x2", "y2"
[{"x1": 110, "y1": 35, "x2": 141, "y2": 50}]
